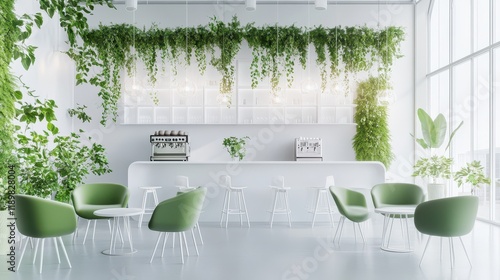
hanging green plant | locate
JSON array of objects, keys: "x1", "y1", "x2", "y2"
[
  {"x1": 326, "y1": 27, "x2": 343, "y2": 82},
  {"x1": 352, "y1": 76, "x2": 393, "y2": 168},
  {"x1": 374, "y1": 26, "x2": 405, "y2": 78},
  {"x1": 310, "y1": 26, "x2": 328, "y2": 92},
  {"x1": 208, "y1": 16, "x2": 243, "y2": 104}
]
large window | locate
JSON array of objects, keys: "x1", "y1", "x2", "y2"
[{"x1": 428, "y1": 0, "x2": 497, "y2": 222}]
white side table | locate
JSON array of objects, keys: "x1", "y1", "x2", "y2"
[
  {"x1": 94, "y1": 208, "x2": 143, "y2": 256},
  {"x1": 375, "y1": 206, "x2": 417, "y2": 253},
  {"x1": 138, "y1": 186, "x2": 162, "y2": 228}
]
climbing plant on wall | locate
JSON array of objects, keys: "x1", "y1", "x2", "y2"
[{"x1": 352, "y1": 76, "x2": 394, "y2": 168}]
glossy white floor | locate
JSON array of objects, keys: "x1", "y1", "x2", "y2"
[{"x1": 3, "y1": 215, "x2": 500, "y2": 280}]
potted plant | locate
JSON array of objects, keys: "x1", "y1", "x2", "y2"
[
  {"x1": 412, "y1": 108, "x2": 463, "y2": 200},
  {"x1": 454, "y1": 160, "x2": 491, "y2": 196},
  {"x1": 222, "y1": 136, "x2": 250, "y2": 161}
]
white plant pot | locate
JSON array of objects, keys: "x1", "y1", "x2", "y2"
[{"x1": 427, "y1": 183, "x2": 445, "y2": 200}]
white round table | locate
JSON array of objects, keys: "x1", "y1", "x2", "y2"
[
  {"x1": 374, "y1": 206, "x2": 417, "y2": 253},
  {"x1": 94, "y1": 208, "x2": 144, "y2": 256}
]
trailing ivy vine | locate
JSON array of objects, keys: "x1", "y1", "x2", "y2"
[
  {"x1": 352, "y1": 76, "x2": 393, "y2": 168},
  {"x1": 67, "y1": 16, "x2": 404, "y2": 125}
]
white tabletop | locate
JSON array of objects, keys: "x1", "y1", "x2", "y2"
[
  {"x1": 374, "y1": 206, "x2": 417, "y2": 215},
  {"x1": 139, "y1": 186, "x2": 162, "y2": 190},
  {"x1": 94, "y1": 208, "x2": 144, "y2": 218}
]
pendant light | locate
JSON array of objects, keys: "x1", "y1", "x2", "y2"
[
  {"x1": 246, "y1": 0, "x2": 256, "y2": 11},
  {"x1": 126, "y1": 0, "x2": 138, "y2": 11},
  {"x1": 315, "y1": 0, "x2": 327, "y2": 11}
]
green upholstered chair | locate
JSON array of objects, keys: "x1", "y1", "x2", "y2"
[
  {"x1": 71, "y1": 183, "x2": 129, "y2": 244},
  {"x1": 371, "y1": 183, "x2": 426, "y2": 209},
  {"x1": 414, "y1": 196, "x2": 478, "y2": 267},
  {"x1": 15, "y1": 194, "x2": 77, "y2": 274},
  {"x1": 148, "y1": 187, "x2": 206, "y2": 264},
  {"x1": 329, "y1": 186, "x2": 370, "y2": 243}
]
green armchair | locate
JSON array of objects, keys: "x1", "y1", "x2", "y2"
[
  {"x1": 149, "y1": 187, "x2": 206, "y2": 264},
  {"x1": 414, "y1": 196, "x2": 478, "y2": 267},
  {"x1": 71, "y1": 183, "x2": 129, "y2": 244},
  {"x1": 329, "y1": 186, "x2": 370, "y2": 243},
  {"x1": 15, "y1": 194, "x2": 77, "y2": 274}
]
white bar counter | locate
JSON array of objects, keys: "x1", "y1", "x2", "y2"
[{"x1": 128, "y1": 161, "x2": 385, "y2": 223}]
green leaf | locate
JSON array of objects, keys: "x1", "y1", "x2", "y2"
[
  {"x1": 417, "y1": 108, "x2": 434, "y2": 148},
  {"x1": 445, "y1": 120, "x2": 464, "y2": 151},
  {"x1": 431, "y1": 114, "x2": 447, "y2": 148}
]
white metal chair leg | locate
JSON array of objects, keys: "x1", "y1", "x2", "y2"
[
  {"x1": 449, "y1": 238, "x2": 454, "y2": 268},
  {"x1": 92, "y1": 220, "x2": 97, "y2": 241},
  {"x1": 237, "y1": 192, "x2": 243, "y2": 226},
  {"x1": 58, "y1": 237, "x2": 72, "y2": 268},
  {"x1": 270, "y1": 190, "x2": 279, "y2": 228},
  {"x1": 33, "y1": 239, "x2": 40, "y2": 264},
  {"x1": 17, "y1": 236, "x2": 30, "y2": 271},
  {"x1": 191, "y1": 229, "x2": 199, "y2": 256},
  {"x1": 39, "y1": 239, "x2": 45, "y2": 274},
  {"x1": 195, "y1": 222, "x2": 204, "y2": 245},
  {"x1": 241, "y1": 190, "x2": 250, "y2": 227},
  {"x1": 312, "y1": 190, "x2": 321, "y2": 228},
  {"x1": 182, "y1": 232, "x2": 190, "y2": 256},
  {"x1": 357, "y1": 223, "x2": 366, "y2": 243},
  {"x1": 327, "y1": 196, "x2": 334, "y2": 227},
  {"x1": 179, "y1": 233, "x2": 185, "y2": 264},
  {"x1": 419, "y1": 236, "x2": 432, "y2": 266},
  {"x1": 225, "y1": 192, "x2": 231, "y2": 228},
  {"x1": 220, "y1": 190, "x2": 229, "y2": 227},
  {"x1": 150, "y1": 232, "x2": 163, "y2": 263},
  {"x1": 53, "y1": 237, "x2": 61, "y2": 263},
  {"x1": 161, "y1": 232, "x2": 169, "y2": 258},
  {"x1": 285, "y1": 192, "x2": 292, "y2": 228},
  {"x1": 83, "y1": 220, "x2": 91, "y2": 244},
  {"x1": 459, "y1": 237, "x2": 472, "y2": 267}
]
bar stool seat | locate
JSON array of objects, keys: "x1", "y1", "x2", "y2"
[
  {"x1": 138, "y1": 186, "x2": 162, "y2": 228},
  {"x1": 308, "y1": 176, "x2": 335, "y2": 227},
  {"x1": 268, "y1": 176, "x2": 292, "y2": 228}
]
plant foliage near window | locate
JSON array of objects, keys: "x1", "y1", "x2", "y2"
[
  {"x1": 352, "y1": 76, "x2": 393, "y2": 168},
  {"x1": 0, "y1": 0, "x2": 43, "y2": 196},
  {"x1": 66, "y1": 15, "x2": 404, "y2": 125}
]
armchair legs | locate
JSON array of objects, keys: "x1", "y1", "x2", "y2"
[
  {"x1": 150, "y1": 231, "x2": 195, "y2": 264},
  {"x1": 18, "y1": 237, "x2": 71, "y2": 274},
  {"x1": 419, "y1": 236, "x2": 472, "y2": 268},
  {"x1": 333, "y1": 216, "x2": 366, "y2": 244}
]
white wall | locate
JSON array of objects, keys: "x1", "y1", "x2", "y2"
[{"x1": 19, "y1": 2, "x2": 415, "y2": 186}]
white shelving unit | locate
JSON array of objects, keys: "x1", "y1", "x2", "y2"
[{"x1": 120, "y1": 60, "x2": 356, "y2": 125}]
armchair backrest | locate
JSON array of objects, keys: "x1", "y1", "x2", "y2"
[
  {"x1": 71, "y1": 183, "x2": 129, "y2": 208},
  {"x1": 149, "y1": 187, "x2": 207, "y2": 232},
  {"x1": 371, "y1": 183, "x2": 425, "y2": 208},
  {"x1": 414, "y1": 196, "x2": 478, "y2": 237},
  {"x1": 15, "y1": 194, "x2": 77, "y2": 238}
]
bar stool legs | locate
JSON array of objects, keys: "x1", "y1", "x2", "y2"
[
  {"x1": 268, "y1": 176, "x2": 292, "y2": 228},
  {"x1": 219, "y1": 175, "x2": 250, "y2": 228},
  {"x1": 138, "y1": 186, "x2": 162, "y2": 228}
]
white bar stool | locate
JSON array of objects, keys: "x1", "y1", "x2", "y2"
[
  {"x1": 219, "y1": 175, "x2": 250, "y2": 228},
  {"x1": 308, "y1": 175, "x2": 335, "y2": 227},
  {"x1": 268, "y1": 176, "x2": 292, "y2": 228},
  {"x1": 138, "y1": 186, "x2": 162, "y2": 228}
]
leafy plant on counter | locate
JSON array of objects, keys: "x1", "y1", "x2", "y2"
[
  {"x1": 222, "y1": 136, "x2": 250, "y2": 161},
  {"x1": 352, "y1": 76, "x2": 393, "y2": 168}
]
